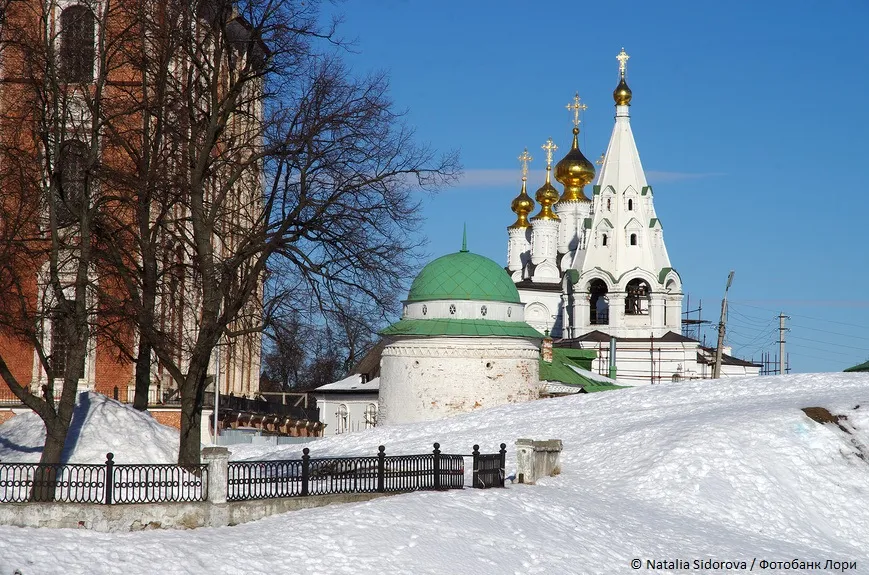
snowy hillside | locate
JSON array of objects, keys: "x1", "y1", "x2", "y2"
[{"x1": 1, "y1": 373, "x2": 868, "y2": 574}]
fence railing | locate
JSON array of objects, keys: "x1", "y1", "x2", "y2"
[
  {"x1": 227, "y1": 442, "x2": 495, "y2": 502},
  {"x1": 472, "y1": 443, "x2": 507, "y2": 488},
  {"x1": 0, "y1": 453, "x2": 207, "y2": 504}
]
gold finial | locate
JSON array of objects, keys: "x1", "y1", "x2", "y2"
[
  {"x1": 596, "y1": 153, "x2": 605, "y2": 166},
  {"x1": 613, "y1": 48, "x2": 633, "y2": 106},
  {"x1": 518, "y1": 148, "x2": 533, "y2": 181},
  {"x1": 509, "y1": 148, "x2": 535, "y2": 229},
  {"x1": 617, "y1": 47, "x2": 630, "y2": 77},
  {"x1": 566, "y1": 92, "x2": 588, "y2": 130},
  {"x1": 532, "y1": 138, "x2": 561, "y2": 221},
  {"x1": 542, "y1": 138, "x2": 558, "y2": 173}
]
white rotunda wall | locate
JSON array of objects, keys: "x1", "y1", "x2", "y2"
[{"x1": 378, "y1": 337, "x2": 542, "y2": 425}]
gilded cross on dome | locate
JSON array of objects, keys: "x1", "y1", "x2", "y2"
[
  {"x1": 518, "y1": 148, "x2": 533, "y2": 180},
  {"x1": 566, "y1": 93, "x2": 588, "y2": 129},
  {"x1": 617, "y1": 48, "x2": 630, "y2": 76},
  {"x1": 541, "y1": 138, "x2": 558, "y2": 168},
  {"x1": 596, "y1": 153, "x2": 605, "y2": 166}
]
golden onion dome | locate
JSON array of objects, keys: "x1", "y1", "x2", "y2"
[
  {"x1": 531, "y1": 172, "x2": 560, "y2": 221},
  {"x1": 508, "y1": 179, "x2": 535, "y2": 229},
  {"x1": 613, "y1": 76, "x2": 632, "y2": 106},
  {"x1": 555, "y1": 127, "x2": 595, "y2": 202}
]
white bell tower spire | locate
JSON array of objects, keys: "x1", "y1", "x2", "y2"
[{"x1": 569, "y1": 48, "x2": 683, "y2": 338}]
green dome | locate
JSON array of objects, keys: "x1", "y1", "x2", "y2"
[{"x1": 406, "y1": 250, "x2": 521, "y2": 304}]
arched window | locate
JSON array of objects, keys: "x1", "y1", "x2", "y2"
[
  {"x1": 60, "y1": 5, "x2": 96, "y2": 83},
  {"x1": 630, "y1": 233, "x2": 637, "y2": 246},
  {"x1": 602, "y1": 233, "x2": 608, "y2": 247},
  {"x1": 625, "y1": 278, "x2": 651, "y2": 315},
  {"x1": 589, "y1": 279, "x2": 609, "y2": 325},
  {"x1": 336, "y1": 404, "x2": 349, "y2": 434},
  {"x1": 364, "y1": 403, "x2": 378, "y2": 429},
  {"x1": 56, "y1": 139, "x2": 89, "y2": 227},
  {"x1": 606, "y1": 198, "x2": 611, "y2": 211},
  {"x1": 628, "y1": 199, "x2": 633, "y2": 211}
]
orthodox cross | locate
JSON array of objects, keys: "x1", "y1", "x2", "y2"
[
  {"x1": 596, "y1": 153, "x2": 605, "y2": 166},
  {"x1": 566, "y1": 93, "x2": 588, "y2": 129},
  {"x1": 541, "y1": 138, "x2": 558, "y2": 168},
  {"x1": 518, "y1": 148, "x2": 533, "y2": 180},
  {"x1": 617, "y1": 48, "x2": 630, "y2": 76}
]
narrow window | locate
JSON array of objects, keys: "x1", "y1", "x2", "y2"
[
  {"x1": 365, "y1": 404, "x2": 378, "y2": 429},
  {"x1": 60, "y1": 6, "x2": 96, "y2": 83},
  {"x1": 50, "y1": 307, "x2": 70, "y2": 378},
  {"x1": 602, "y1": 234, "x2": 608, "y2": 247},
  {"x1": 606, "y1": 198, "x2": 611, "y2": 211},
  {"x1": 336, "y1": 404, "x2": 349, "y2": 434},
  {"x1": 630, "y1": 233, "x2": 637, "y2": 246},
  {"x1": 628, "y1": 199, "x2": 633, "y2": 211},
  {"x1": 56, "y1": 139, "x2": 88, "y2": 227}
]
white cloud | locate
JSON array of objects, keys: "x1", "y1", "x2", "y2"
[{"x1": 457, "y1": 169, "x2": 724, "y2": 188}]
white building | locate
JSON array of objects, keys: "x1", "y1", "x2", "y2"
[
  {"x1": 507, "y1": 49, "x2": 760, "y2": 385},
  {"x1": 377, "y1": 236, "x2": 544, "y2": 425},
  {"x1": 312, "y1": 375, "x2": 380, "y2": 436}
]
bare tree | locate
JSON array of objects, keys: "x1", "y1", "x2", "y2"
[{"x1": 0, "y1": 0, "x2": 123, "y2": 490}]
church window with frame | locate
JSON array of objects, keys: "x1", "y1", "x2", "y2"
[
  {"x1": 336, "y1": 404, "x2": 349, "y2": 434},
  {"x1": 602, "y1": 233, "x2": 608, "y2": 247},
  {"x1": 628, "y1": 199, "x2": 634, "y2": 211},
  {"x1": 59, "y1": 5, "x2": 96, "y2": 83},
  {"x1": 630, "y1": 233, "x2": 637, "y2": 246},
  {"x1": 606, "y1": 198, "x2": 611, "y2": 211},
  {"x1": 364, "y1": 403, "x2": 378, "y2": 429},
  {"x1": 50, "y1": 306, "x2": 71, "y2": 378},
  {"x1": 56, "y1": 139, "x2": 89, "y2": 227}
]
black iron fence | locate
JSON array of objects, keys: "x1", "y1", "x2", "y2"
[
  {"x1": 472, "y1": 443, "x2": 507, "y2": 488},
  {"x1": 0, "y1": 453, "x2": 207, "y2": 504},
  {"x1": 227, "y1": 442, "x2": 493, "y2": 502}
]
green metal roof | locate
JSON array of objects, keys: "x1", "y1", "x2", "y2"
[
  {"x1": 380, "y1": 318, "x2": 543, "y2": 338},
  {"x1": 844, "y1": 360, "x2": 869, "y2": 373},
  {"x1": 539, "y1": 348, "x2": 624, "y2": 392},
  {"x1": 406, "y1": 250, "x2": 521, "y2": 303}
]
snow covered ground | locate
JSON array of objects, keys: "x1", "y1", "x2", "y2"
[{"x1": 1, "y1": 373, "x2": 868, "y2": 574}]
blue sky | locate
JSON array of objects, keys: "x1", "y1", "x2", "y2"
[{"x1": 331, "y1": 0, "x2": 869, "y2": 373}]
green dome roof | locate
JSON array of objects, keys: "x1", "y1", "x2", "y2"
[{"x1": 406, "y1": 250, "x2": 521, "y2": 304}]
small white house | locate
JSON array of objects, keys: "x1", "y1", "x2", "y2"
[{"x1": 312, "y1": 375, "x2": 380, "y2": 436}]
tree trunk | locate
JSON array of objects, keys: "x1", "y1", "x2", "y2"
[
  {"x1": 132, "y1": 340, "x2": 151, "y2": 410},
  {"x1": 31, "y1": 420, "x2": 66, "y2": 502},
  {"x1": 177, "y1": 375, "x2": 204, "y2": 466}
]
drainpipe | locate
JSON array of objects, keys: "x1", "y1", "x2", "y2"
[{"x1": 608, "y1": 335, "x2": 617, "y2": 380}]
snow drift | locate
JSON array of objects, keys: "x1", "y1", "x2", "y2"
[
  {"x1": 0, "y1": 392, "x2": 179, "y2": 464},
  {"x1": 1, "y1": 373, "x2": 868, "y2": 574}
]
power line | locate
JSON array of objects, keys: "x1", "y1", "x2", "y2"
[
  {"x1": 788, "y1": 322, "x2": 869, "y2": 342},
  {"x1": 732, "y1": 302, "x2": 869, "y2": 330},
  {"x1": 787, "y1": 341, "x2": 866, "y2": 358},
  {"x1": 788, "y1": 334, "x2": 869, "y2": 352}
]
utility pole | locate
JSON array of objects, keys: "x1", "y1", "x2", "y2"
[
  {"x1": 712, "y1": 271, "x2": 735, "y2": 379},
  {"x1": 778, "y1": 313, "x2": 789, "y2": 375}
]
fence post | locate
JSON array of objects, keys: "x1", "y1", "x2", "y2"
[
  {"x1": 301, "y1": 447, "x2": 310, "y2": 496},
  {"x1": 471, "y1": 444, "x2": 480, "y2": 489},
  {"x1": 104, "y1": 452, "x2": 114, "y2": 505},
  {"x1": 201, "y1": 446, "x2": 230, "y2": 504},
  {"x1": 499, "y1": 443, "x2": 507, "y2": 488},
  {"x1": 432, "y1": 442, "x2": 441, "y2": 490},
  {"x1": 377, "y1": 445, "x2": 385, "y2": 493}
]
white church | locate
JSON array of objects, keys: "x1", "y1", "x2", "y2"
[{"x1": 507, "y1": 49, "x2": 759, "y2": 385}]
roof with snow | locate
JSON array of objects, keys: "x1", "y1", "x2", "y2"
[
  {"x1": 539, "y1": 348, "x2": 624, "y2": 393},
  {"x1": 313, "y1": 375, "x2": 380, "y2": 394}
]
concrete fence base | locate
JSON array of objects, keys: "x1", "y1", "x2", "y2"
[
  {"x1": 515, "y1": 438, "x2": 563, "y2": 485},
  {"x1": 0, "y1": 492, "x2": 392, "y2": 532}
]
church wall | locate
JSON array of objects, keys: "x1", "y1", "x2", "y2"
[{"x1": 378, "y1": 337, "x2": 542, "y2": 425}]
